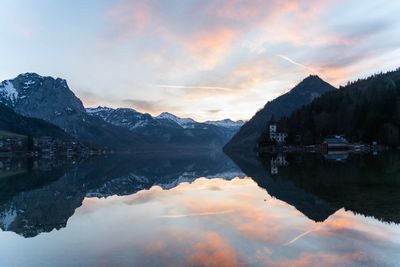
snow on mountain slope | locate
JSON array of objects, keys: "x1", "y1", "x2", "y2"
[
  {"x1": 157, "y1": 112, "x2": 244, "y2": 129},
  {"x1": 88, "y1": 108, "x2": 243, "y2": 131},
  {"x1": 156, "y1": 112, "x2": 197, "y2": 128},
  {"x1": 0, "y1": 80, "x2": 19, "y2": 105},
  {"x1": 87, "y1": 106, "x2": 161, "y2": 130},
  {"x1": 204, "y1": 119, "x2": 244, "y2": 129}
]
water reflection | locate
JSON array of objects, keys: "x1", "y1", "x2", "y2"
[
  {"x1": 0, "y1": 151, "x2": 399, "y2": 266},
  {"x1": 0, "y1": 177, "x2": 399, "y2": 267},
  {"x1": 0, "y1": 152, "x2": 243, "y2": 237},
  {"x1": 228, "y1": 151, "x2": 400, "y2": 223}
]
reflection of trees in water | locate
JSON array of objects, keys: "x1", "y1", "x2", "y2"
[
  {"x1": 0, "y1": 152, "x2": 243, "y2": 238},
  {"x1": 227, "y1": 151, "x2": 400, "y2": 224}
]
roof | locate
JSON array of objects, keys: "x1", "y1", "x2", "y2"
[{"x1": 324, "y1": 135, "x2": 349, "y2": 144}]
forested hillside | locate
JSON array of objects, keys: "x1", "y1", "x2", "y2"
[
  {"x1": 278, "y1": 68, "x2": 400, "y2": 146},
  {"x1": 224, "y1": 75, "x2": 335, "y2": 151}
]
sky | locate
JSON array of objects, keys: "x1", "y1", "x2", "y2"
[{"x1": 0, "y1": 0, "x2": 400, "y2": 121}]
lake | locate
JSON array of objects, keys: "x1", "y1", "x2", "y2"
[{"x1": 0, "y1": 151, "x2": 399, "y2": 267}]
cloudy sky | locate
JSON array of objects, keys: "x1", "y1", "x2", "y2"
[{"x1": 0, "y1": 0, "x2": 399, "y2": 121}]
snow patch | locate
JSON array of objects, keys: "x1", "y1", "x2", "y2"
[
  {"x1": 0, "y1": 80, "x2": 18, "y2": 104},
  {"x1": 86, "y1": 106, "x2": 114, "y2": 114},
  {"x1": 156, "y1": 112, "x2": 196, "y2": 128},
  {"x1": 0, "y1": 208, "x2": 17, "y2": 230},
  {"x1": 23, "y1": 80, "x2": 35, "y2": 89},
  {"x1": 204, "y1": 119, "x2": 244, "y2": 128},
  {"x1": 132, "y1": 120, "x2": 148, "y2": 129}
]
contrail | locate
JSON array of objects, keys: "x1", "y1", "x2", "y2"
[
  {"x1": 158, "y1": 209, "x2": 234, "y2": 218},
  {"x1": 283, "y1": 228, "x2": 318, "y2": 246},
  {"x1": 154, "y1": 85, "x2": 234, "y2": 92},
  {"x1": 276, "y1": 54, "x2": 315, "y2": 72}
]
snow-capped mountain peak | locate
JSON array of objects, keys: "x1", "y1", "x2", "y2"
[
  {"x1": 156, "y1": 112, "x2": 197, "y2": 127},
  {"x1": 204, "y1": 119, "x2": 244, "y2": 128},
  {"x1": 86, "y1": 106, "x2": 115, "y2": 114},
  {"x1": 86, "y1": 106, "x2": 158, "y2": 130}
]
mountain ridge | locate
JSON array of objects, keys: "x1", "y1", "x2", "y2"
[
  {"x1": 0, "y1": 73, "x2": 243, "y2": 150},
  {"x1": 224, "y1": 75, "x2": 336, "y2": 151},
  {"x1": 278, "y1": 68, "x2": 400, "y2": 146}
]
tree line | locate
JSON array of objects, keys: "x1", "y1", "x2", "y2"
[{"x1": 264, "y1": 68, "x2": 400, "y2": 147}]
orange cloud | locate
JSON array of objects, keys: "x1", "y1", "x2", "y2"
[
  {"x1": 183, "y1": 27, "x2": 238, "y2": 69},
  {"x1": 187, "y1": 232, "x2": 246, "y2": 267},
  {"x1": 268, "y1": 251, "x2": 371, "y2": 267}
]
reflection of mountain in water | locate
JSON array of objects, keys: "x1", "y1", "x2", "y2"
[
  {"x1": 0, "y1": 152, "x2": 244, "y2": 238},
  {"x1": 227, "y1": 152, "x2": 337, "y2": 222},
  {"x1": 227, "y1": 151, "x2": 400, "y2": 224}
]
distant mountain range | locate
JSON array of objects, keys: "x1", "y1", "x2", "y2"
[
  {"x1": 86, "y1": 107, "x2": 243, "y2": 149},
  {"x1": 2, "y1": 69, "x2": 397, "y2": 151},
  {"x1": 0, "y1": 73, "x2": 243, "y2": 150},
  {"x1": 86, "y1": 107, "x2": 243, "y2": 131},
  {"x1": 224, "y1": 75, "x2": 336, "y2": 151}
]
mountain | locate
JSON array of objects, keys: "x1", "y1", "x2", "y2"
[
  {"x1": 0, "y1": 102, "x2": 70, "y2": 140},
  {"x1": 87, "y1": 107, "x2": 244, "y2": 148},
  {"x1": 0, "y1": 73, "x2": 144, "y2": 149},
  {"x1": 87, "y1": 107, "x2": 162, "y2": 130},
  {"x1": 204, "y1": 119, "x2": 245, "y2": 129},
  {"x1": 156, "y1": 112, "x2": 197, "y2": 128},
  {"x1": 0, "y1": 73, "x2": 85, "y2": 131},
  {"x1": 224, "y1": 75, "x2": 336, "y2": 151},
  {"x1": 156, "y1": 112, "x2": 244, "y2": 130},
  {"x1": 0, "y1": 72, "x2": 243, "y2": 150},
  {"x1": 227, "y1": 151, "x2": 400, "y2": 224},
  {"x1": 279, "y1": 68, "x2": 400, "y2": 146}
]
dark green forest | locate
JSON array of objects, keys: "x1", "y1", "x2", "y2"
[{"x1": 277, "y1": 68, "x2": 400, "y2": 147}]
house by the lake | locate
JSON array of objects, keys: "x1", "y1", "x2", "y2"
[
  {"x1": 269, "y1": 124, "x2": 288, "y2": 144},
  {"x1": 270, "y1": 154, "x2": 289, "y2": 175},
  {"x1": 323, "y1": 135, "x2": 349, "y2": 150}
]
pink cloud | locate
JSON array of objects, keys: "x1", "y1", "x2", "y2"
[
  {"x1": 187, "y1": 232, "x2": 246, "y2": 267},
  {"x1": 105, "y1": 0, "x2": 151, "y2": 40}
]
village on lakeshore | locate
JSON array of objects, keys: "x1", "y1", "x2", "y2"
[{"x1": 257, "y1": 122, "x2": 384, "y2": 156}]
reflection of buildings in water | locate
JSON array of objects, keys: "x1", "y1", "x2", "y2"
[
  {"x1": 323, "y1": 151, "x2": 349, "y2": 162},
  {"x1": 270, "y1": 154, "x2": 289, "y2": 175},
  {"x1": 226, "y1": 151, "x2": 400, "y2": 224}
]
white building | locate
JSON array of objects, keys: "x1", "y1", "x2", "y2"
[
  {"x1": 269, "y1": 124, "x2": 288, "y2": 144},
  {"x1": 270, "y1": 154, "x2": 289, "y2": 175}
]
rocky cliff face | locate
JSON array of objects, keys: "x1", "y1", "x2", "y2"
[
  {"x1": 0, "y1": 73, "x2": 86, "y2": 133},
  {"x1": 0, "y1": 73, "x2": 144, "y2": 149}
]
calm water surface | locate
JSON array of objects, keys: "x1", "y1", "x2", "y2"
[{"x1": 0, "y1": 152, "x2": 399, "y2": 267}]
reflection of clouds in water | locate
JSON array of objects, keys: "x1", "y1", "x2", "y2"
[
  {"x1": 24, "y1": 176, "x2": 400, "y2": 267},
  {"x1": 283, "y1": 228, "x2": 319, "y2": 246},
  {"x1": 206, "y1": 184, "x2": 223, "y2": 191},
  {"x1": 126, "y1": 227, "x2": 246, "y2": 267},
  {"x1": 266, "y1": 251, "x2": 374, "y2": 267},
  {"x1": 159, "y1": 209, "x2": 235, "y2": 218},
  {"x1": 186, "y1": 232, "x2": 247, "y2": 267}
]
